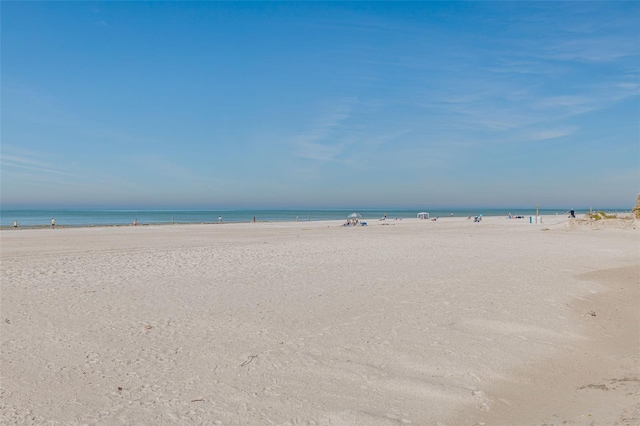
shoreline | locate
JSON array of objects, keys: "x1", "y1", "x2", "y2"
[
  {"x1": 2, "y1": 212, "x2": 634, "y2": 232},
  {"x1": 3, "y1": 209, "x2": 632, "y2": 230}
]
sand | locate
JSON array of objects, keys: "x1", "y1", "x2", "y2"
[{"x1": 1, "y1": 215, "x2": 638, "y2": 425}]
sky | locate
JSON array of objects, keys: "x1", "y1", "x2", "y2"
[{"x1": 1, "y1": 1, "x2": 639, "y2": 209}]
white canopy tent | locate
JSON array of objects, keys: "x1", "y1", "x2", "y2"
[
  {"x1": 417, "y1": 212, "x2": 430, "y2": 219},
  {"x1": 345, "y1": 212, "x2": 363, "y2": 226}
]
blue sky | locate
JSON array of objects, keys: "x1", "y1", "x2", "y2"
[{"x1": 2, "y1": 2, "x2": 638, "y2": 209}]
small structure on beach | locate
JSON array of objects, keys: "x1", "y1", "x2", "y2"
[
  {"x1": 417, "y1": 212, "x2": 429, "y2": 219},
  {"x1": 345, "y1": 212, "x2": 364, "y2": 226}
]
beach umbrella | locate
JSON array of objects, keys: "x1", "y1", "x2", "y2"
[{"x1": 348, "y1": 212, "x2": 362, "y2": 219}]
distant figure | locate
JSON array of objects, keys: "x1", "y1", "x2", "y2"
[
  {"x1": 252, "y1": 216, "x2": 256, "y2": 223},
  {"x1": 13, "y1": 220, "x2": 18, "y2": 229},
  {"x1": 218, "y1": 215, "x2": 222, "y2": 223},
  {"x1": 508, "y1": 212, "x2": 512, "y2": 219},
  {"x1": 51, "y1": 217, "x2": 55, "y2": 229},
  {"x1": 450, "y1": 213, "x2": 453, "y2": 217},
  {"x1": 133, "y1": 218, "x2": 137, "y2": 226},
  {"x1": 296, "y1": 216, "x2": 299, "y2": 221},
  {"x1": 570, "y1": 209, "x2": 575, "y2": 219},
  {"x1": 384, "y1": 213, "x2": 387, "y2": 220}
]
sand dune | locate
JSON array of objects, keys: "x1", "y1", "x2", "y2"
[{"x1": 1, "y1": 216, "x2": 638, "y2": 425}]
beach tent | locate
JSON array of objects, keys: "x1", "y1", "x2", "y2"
[
  {"x1": 345, "y1": 212, "x2": 362, "y2": 226},
  {"x1": 417, "y1": 212, "x2": 430, "y2": 219}
]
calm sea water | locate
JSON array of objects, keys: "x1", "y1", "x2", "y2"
[{"x1": 0, "y1": 208, "x2": 603, "y2": 228}]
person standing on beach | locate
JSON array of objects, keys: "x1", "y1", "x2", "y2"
[
  {"x1": 14, "y1": 220, "x2": 18, "y2": 229},
  {"x1": 51, "y1": 218, "x2": 55, "y2": 229},
  {"x1": 218, "y1": 215, "x2": 222, "y2": 223}
]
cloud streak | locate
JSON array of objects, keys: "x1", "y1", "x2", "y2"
[
  {"x1": 526, "y1": 127, "x2": 578, "y2": 141},
  {"x1": 0, "y1": 152, "x2": 78, "y2": 178},
  {"x1": 289, "y1": 98, "x2": 357, "y2": 163}
]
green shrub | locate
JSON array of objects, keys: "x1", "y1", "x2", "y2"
[{"x1": 588, "y1": 211, "x2": 616, "y2": 221}]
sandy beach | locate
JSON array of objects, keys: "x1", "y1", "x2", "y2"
[{"x1": 1, "y1": 215, "x2": 638, "y2": 425}]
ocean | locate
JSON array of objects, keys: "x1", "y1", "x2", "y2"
[{"x1": 0, "y1": 208, "x2": 608, "y2": 229}]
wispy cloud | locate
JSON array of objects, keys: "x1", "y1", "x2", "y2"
[
  {"x1": 526, "y1": 126, "x2": 578, "y2": 141},
  {"x1": 291, "y1": 140, "x2": 345, "y2": 162},
  {"x1": 289, "y1": 98, "x2": 357, "y2": 162},
  {"x1": 0, "y1": 152, "x2": 78, "y2": 178},
  {"x1": 536, "y1": 36, "x2": 639, "y2": 63},
  {"x1": 2, "y1": 145, "x2": 137, "y2": 192},
  {"x1": 533, "y1": 95, "x2": 595, "y2": 116}
]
